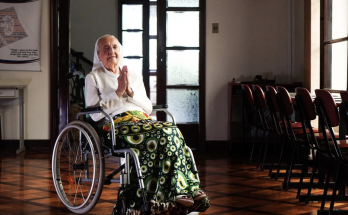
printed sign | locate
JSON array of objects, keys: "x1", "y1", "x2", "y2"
[{"x1": 0, "y1": 0, "x2": 41, "y2": 71}]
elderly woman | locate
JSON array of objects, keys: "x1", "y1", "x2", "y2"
[{"x1": 85, "y1": 34, "x2": 209, "y2": 215}]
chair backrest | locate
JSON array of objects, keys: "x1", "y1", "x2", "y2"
[
  {"x1": 315, "y1": 89, "x2": 341, "y2": 159},
  {"x1": 241, "y1": 84, "x2": 256, "y2": 124},
  {"x1": 315, "y1": 89, "x2": 339, "y2": 127},
  {"x1": 276, "y1": 86, "x2": 294, "y2": 116},
  {"x1": 265, "y1": 85, "x2": 283, "y2": 134},
  {"x1": 340, "y1": 91, "x2": 348, "y2": 102},
  {"x1": 295, "y1": 87, "x2": 320, "y2": 149},
  {"x1": 275, "y1": 86, "x2": 298, "y2": 140},
  {"x1": 241, "y1": 84, "x2": 254, "y2": 108},
  {"x1": 295, "y1": 87, "x2": 316, "y2": 121},
  {"x1": 252, "y1": 85, "x2": 267, "y2": 109},
  {"x1": 266, "y1": 85, "x2": 280, "y2": 113}
]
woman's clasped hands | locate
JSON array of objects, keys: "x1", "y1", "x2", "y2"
[{"x1": 116, "y1": 65, "x2": 133, "y2": 98}]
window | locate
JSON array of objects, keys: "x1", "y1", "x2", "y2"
[{"x1": 322, "y1": 0, "x2": 348, "y2": 91}]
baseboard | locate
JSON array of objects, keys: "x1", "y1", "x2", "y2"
[
  {"x1": 1, "y1": 139, "x2": 50, "y2": 154},
  {"x1": 205, "y1": 140, "x2": 230, "y2": 151}
]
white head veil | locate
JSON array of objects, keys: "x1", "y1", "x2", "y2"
[{"x1": 92, "y1": 34, "x2": 124, "y2": 71}]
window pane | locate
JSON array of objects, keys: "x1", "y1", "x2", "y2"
[
  {"x1": 326, "y1": 41, "x2": 347, "y2": 90},
  {"x1": 167, "y1": 0, "x2": 199, "y2": 7},
  {"x1": 150, "y1": 75, "x2": 157, "y2": 104},
  {"x1": 167, "y1": 12, "x2": 199, "y2": 47},
  {"x1": 167, "y1": 89, "x2": 199, "y2": 123},
  {"x1": 150, "y1": 5, "x2": 157, "y2": 35},
  {"x1": 167, "y1": 50, "x2": 199, "y2": 85},
  {"x1": 122, "y1": 32, "x2": 143, "y2": 56},
  {"x1": 327, "y1": 0, "x2": 348, "y2": 40},
  {"x1": 150, "y1": 39, "x2": 157, "y2": 70},
  {"x1": 123, "y1": 58, "x2": 143, "y2": 77},
  {"x1": 122, "y1": 5, "x2": 143, "y2": 30}
]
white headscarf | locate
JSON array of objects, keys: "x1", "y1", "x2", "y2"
[{"x1": 92, "y1": 34, "x2": 124, "y2": 71}]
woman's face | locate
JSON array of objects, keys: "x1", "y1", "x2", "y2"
[{"x1": 97, "y1": 36, "x2": 120, "y2": 71}]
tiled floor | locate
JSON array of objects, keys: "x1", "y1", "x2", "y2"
[{"x1": 0, "y1": 148, "x2": 346, "y2": 215}]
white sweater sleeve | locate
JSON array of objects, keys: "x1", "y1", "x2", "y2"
[
  {"x1": 85, "y1": 73, "x2": 120, "y2": 121},
  {"x1": 127, "y1": 74, "x2": 153, "y2": 115}
]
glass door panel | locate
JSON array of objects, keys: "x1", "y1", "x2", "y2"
[
  {"x1": 122, "y1": 32, "x2": 143, "y2": 56},
  {"x1": 150, "y1": 5, "x2": 157, "y2": 35},
  {"x1": 167, "y1": 89, "x2": 199, "y2": 123},
  {"x1": 123, "y1": 58, "x2": 143, "y2": 76},
  {"x1": 167, "y1": 0, "x2": 199, "y2": 7},
  {"x1": 328, "y1": 41, "x2": 348, "y2": 90},
  {"x1": 166, "y1": 50, "x2": 199, "y2": 85},
  {"x1": 166, "y1": 12, "x2": 199, "y2": 47},
  {"x1": 122, "y1": 5, "x2": 143, "y2": 29},
  {"x1": 150, "y1": 39, "x2": 157, "y2": 70}
]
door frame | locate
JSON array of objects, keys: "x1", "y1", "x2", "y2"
[{"x1": 50, "y1": 0, "x2": 70, "y2": 150}]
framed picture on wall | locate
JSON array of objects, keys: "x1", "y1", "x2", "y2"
[{"x1": 0, "y1": 0, "x2": 42, "y2": 71}]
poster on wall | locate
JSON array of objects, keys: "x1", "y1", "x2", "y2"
[{"x1": 0, "y1": 0, "x2": 41, "y2": 71}]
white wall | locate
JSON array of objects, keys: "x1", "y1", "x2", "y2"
[
  {"x1": 70, "y1": 0, "x2": 119, "y2": 71},
  {"x1": 206, "y1": 0, "x2": 304, "y2": 140},
  {"x1": 0, "y1": 0, "x2": 50, "y2": 139}
]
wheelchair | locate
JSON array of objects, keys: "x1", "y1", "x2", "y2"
[{"x1": 51, "y1": 105, "x2": 200, "y2": 214}]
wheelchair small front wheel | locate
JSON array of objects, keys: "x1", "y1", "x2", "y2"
[
  {"x1": 52, "y1": 120, "x2": 105, "y2": 214},
  {"x1": 113, "y1": 198, "x2": 126, "y2": 215}
]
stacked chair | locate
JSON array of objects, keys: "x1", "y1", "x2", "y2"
[
  {"x1": 241, "y1": 85, "x2": 348, "y2": 214},
  {"x1": 312, "y1": 89, "x2": 348, "y2": 214},
  {"x1": 264, "y1": 86, "x2": 306, "y2": 181},
  {"x1": 251, "y1": 85, "x2": 282, "y2": 171},
  {"x1": 294, "y1": 88, "x2": 338, "y2": 205},
  {"x1": 242, "y1": 84, "x2": 314, "y2": 185},
  {"x1": 241, "y1": 84, "x2": 269, "y2": 169}
]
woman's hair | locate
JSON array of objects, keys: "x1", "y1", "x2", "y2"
[{"x1": 96, "y1": 34, "x2": 118, "y2": 54}]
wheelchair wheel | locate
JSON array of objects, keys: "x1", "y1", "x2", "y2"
[{"x1": 52, "y1": 120, "x2": 105, "y2": 214}]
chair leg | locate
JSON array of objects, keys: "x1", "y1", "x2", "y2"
[
  {"x1": 268, "y1": 136, "x2": 280, "y2": 177},
  {"x1": 261, "y1": 131, "x2": 270, "y2": 171},
  {"x1": 320, "y1": 167, "x2": 332, "y2": 210},
  {"x1": 329, "y1": 162, "x2": 342, "y2": 215},
  {"x1": 249, "y1": 127, "x2": 258, "y2": 163},
  {"x1": 275, "y1": 138, "x2": 286, "y2": 180},
  {"x1": 257, "y1": 130, "x2": 266, "y2": 169},
  {"x1": 305, "y1": 153, "x2": 318, "y2": 204},
  {"x1": 296, "y1": 146, "x2": 309, "y2": 198},
  {"x1": 284, "y1": 143, "x2": 297, "y2": 190}
]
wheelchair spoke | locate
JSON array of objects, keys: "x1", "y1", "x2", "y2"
[{"x1": 78, "y1": 170, "x2": 86, "y2": 203}]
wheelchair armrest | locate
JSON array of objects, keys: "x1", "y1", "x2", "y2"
[
  {"x1": 152, "y1": 104, "x2": 176, "y2": 125},
  {"x1": 81, "y1": 106, "x2": 103, "y2": 113},
  {"x1": 153, "y1": 104, "x2": 168, "y2": 110},
  {"x1": 76, "y1": 107, "x2": 117, "y2": 151}
]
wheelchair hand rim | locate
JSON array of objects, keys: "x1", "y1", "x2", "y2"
[{"x1": 52, "y1": 125, "x2": 97, "y2": 210}]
